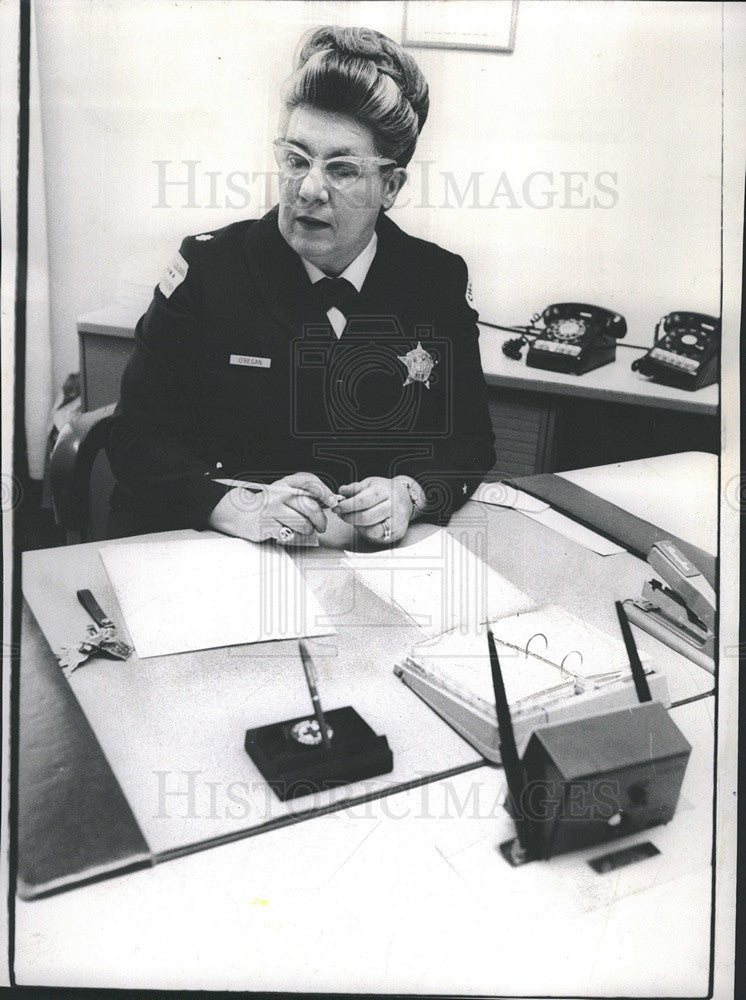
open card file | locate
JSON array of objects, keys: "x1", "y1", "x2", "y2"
[
  {"x1": 99, "y1": 536, "x2": 334, "y2": 658},
  {"x1": 396, "y1": 605, "x2": 662, "y2": 762},
  {"x1": 407, "y1": 605, "x2": 652, "y2": 712},
  {"x1": 342, "y1": 529, "x2": 535, "y2": 638},
  {"x1": 404, "y1": 626, "x2": 576, "y2": 717}
]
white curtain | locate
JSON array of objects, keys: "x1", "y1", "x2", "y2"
[{"x1": 25, "y1": 1, "x2": 54, "y2": 481}]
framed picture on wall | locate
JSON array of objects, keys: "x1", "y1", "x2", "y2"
[{"x1": 403, "y1": 0, "x2": 518, "y2": 53}]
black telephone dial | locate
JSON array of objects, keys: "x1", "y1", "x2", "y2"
[
  {"x1": 631, "y1": 312, "x2": 719, "y2": 391},
  {"x1": 516, "y1": 303, "x2": 627, "y2": 375}
]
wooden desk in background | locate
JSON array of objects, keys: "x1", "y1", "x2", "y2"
[
  {"x1": 16, "y1": 453, "x2": 719, "y2": 994},
  {"x1": 78, "y1": 304, "x2": 719, "y2": 480}
]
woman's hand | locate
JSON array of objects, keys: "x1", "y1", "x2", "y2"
[
  {"x1": 208, "y1": 473, "x2": 339, "y2": 543},
  {"x1": 334, "y1": 476, "x2": 422, "y2": 545}
]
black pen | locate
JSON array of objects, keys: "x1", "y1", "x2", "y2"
[{"x1": 299, "y1": 641, "x2": 332, "y2": 747}]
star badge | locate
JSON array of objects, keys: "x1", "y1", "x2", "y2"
[{"x1": 398, "y1": 342, "x2": 436, "y2": 389}]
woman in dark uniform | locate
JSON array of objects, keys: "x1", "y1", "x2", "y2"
[{"x1": 107, "y1": 26, "x2": 495, "y2": 545}]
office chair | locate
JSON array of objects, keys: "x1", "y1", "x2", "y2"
[{"x1": 50, "y1": 403, "x2": 116, "y2": 544}]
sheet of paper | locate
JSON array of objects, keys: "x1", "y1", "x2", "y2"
[
  {"x1": 343, "y1": 529, "x2": 534, "y2": 637},
  {"x1": 471, "y1": 480, "x2": 623, "y2": 554},
  {"x1": 523, "y1": 507, "x2": 625, "y2": 556},
  {"x1": 99, "y1": 537, "x2": 334, "y2": 658},
  {"x1": 471, "y1": 481, "x2": 550, "y2": 513}
]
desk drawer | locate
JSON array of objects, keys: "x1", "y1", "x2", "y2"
[{"x1": 488, "y1": 390, "x2": 556, "y2": 477}]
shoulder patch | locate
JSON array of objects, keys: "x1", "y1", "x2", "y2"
[
  {"x1": 158, "y1": 251, "x2": 189, "y2": 298},
  {"x1": 195, "y1": 233, "x2": 213, "y2": 241}
]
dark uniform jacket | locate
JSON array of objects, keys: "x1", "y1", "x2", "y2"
[{"x1": 107, "y1": 206, "x2": 496, "y2": 535}]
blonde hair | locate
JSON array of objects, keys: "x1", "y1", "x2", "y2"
[{"x1": 281, "y1": 26, "x2": 429, "y2": 167}]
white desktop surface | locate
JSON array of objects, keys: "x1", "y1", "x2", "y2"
[
  {"x1": 15, "y1": 454, "x2": 719, "y2": 993},
  {"x1": 559, "y1": 451, "x2": 718, "y2": 555},
  {"x1": 14, "y1": 702, "x2": 714, "y2": 994}
]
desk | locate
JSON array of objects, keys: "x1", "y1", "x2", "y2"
[
  {"x1": 78, "y1": 305, "x2": 719, "y2": 479},
  {"x1": 15, "y1": 453, "x2": 718, "y2": 993}
]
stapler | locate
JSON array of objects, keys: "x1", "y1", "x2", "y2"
[{"x1": 624, "y1": 539, "x2": 715, "y2": 673}]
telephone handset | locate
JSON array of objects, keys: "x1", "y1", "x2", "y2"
[
  {"x1": 631, "y1": 312, "x2": 719, "y2": 391},
  {"x1": 524, "y1": 303, "x2": 627, "y2": 375}
]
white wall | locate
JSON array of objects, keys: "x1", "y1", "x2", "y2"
[{"x1": 35, "y1": 0, "x2": 722, "y2": 386}]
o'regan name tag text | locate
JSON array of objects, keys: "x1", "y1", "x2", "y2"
[{"x1": 229, "y1": 355, "x2": 271, "y2": 368}]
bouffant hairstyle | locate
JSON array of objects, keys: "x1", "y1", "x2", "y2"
[{"x1": 281, "y1": 26, "x2": 429, "y2": 167}]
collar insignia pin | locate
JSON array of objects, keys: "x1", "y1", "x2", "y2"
[
  {"x1": 195, "y1": 233, "x2": 213, "y2": 241},
  {"x1": 398, "y1": 341, "x2": 436, "y2": 389}
]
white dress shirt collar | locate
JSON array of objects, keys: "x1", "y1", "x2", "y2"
[{"x1": 300, "y1": 231, "x2": 378, "y2": 292}]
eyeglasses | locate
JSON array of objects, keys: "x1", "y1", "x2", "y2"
[{"x1": 272, "y1": 139, "x2": 397, "y2": 191}]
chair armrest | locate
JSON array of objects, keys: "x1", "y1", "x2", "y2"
[{"x1": 50, "y1": 403, "x2": 116, "y2": 532}]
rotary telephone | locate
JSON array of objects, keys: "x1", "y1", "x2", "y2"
[
  {"x1": 503, "y1": 303, "x2": 627, "y2": 375},
  {"x1": 631, "y1": 312, "x2": 719, "y2": 391}
]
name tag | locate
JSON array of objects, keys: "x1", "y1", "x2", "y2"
[{"x1": 230, "y1": 355, "x2": 271, "y2": 369}]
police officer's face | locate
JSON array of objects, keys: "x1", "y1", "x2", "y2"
[{"x1": 278, "y1": 105, "x2": 405, "y2": 276}]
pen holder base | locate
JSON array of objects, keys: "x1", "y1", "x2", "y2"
[{"x1": 244, "y1": 706, "x2": 393, "y2": 801}]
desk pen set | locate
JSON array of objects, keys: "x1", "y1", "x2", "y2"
[{"x1": 244, "y1": 641, "x2": 393, "y2": 801}]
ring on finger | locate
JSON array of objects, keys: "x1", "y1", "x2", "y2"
[
  {"x1": 381, "y1": 518, "x2": 391, "y2": 541},
  {"x1": 277, "y1": 525, "x2": 295, "y2": 544}
]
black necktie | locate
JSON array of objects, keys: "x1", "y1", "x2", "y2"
[{"x1": 313, "y1": 276, "x2": 359, "y2": 317}]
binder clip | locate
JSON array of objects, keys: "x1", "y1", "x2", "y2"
[{"x1": 624, "y1": 540, "x2": 716, "y2": 673}]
